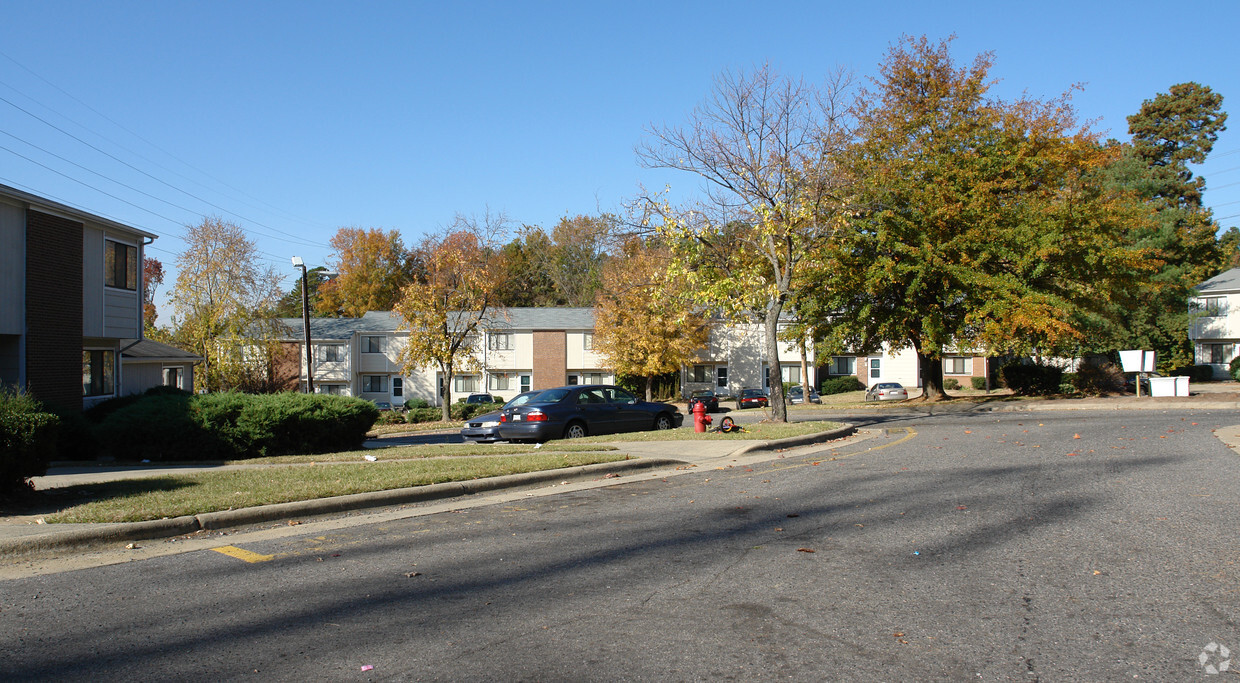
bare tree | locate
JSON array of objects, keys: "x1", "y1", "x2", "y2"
[{"x1": 637, "y1": 65, "x2": 854, "y2": 420}]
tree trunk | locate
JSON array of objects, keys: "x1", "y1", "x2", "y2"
[
  {"x1": 765, "y1": 304, "x2": 787, "y2": 421},
  {"x1": 798, "y1": 339, "x2": 811, "y2": 405},
  {"x1": 644, "y1": 375, "x2": 654, "y2": 403},
  {"x1": 441, "y1": 364, "x2": 454, "y2": 422},
  {"x1": 917, "y1": 349, "x2": 948, "y2": 401}
]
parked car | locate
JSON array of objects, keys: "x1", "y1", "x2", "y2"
[
  {"x1": 865, "y1": 382, "x2": 908, "y2": 401},
  {"x1": 461, "y1": 391, "x2": 542, "y2": 443},
  {"x1": 373, "y1": 401, "x2": 404, "y2": 413},
  {"x1": 497, "y1": 385, "x2": 682, "y2": 442},
  {"x1": 737, "y1": 388, "x2": 769, "y2": 409},
  {"x1": 785, "y1": 386, "x2": 821, "y2": 404},
  {"x1": 688, "y1": 389, "x2": 719, "y2": 413},
  {"x1": 463, "y1": 393, "x2": 496, "y2": 405}
]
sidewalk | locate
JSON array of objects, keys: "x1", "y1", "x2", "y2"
[{"x1": 0, "y1": 425, "x2": 859, "y2": 558}]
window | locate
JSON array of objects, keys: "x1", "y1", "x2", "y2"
[
  {"x1": 944, "y1": 357, "x2": 967, "y2": 375},
  {"x1": 781, "y1": 365, "x2": 800, "y2": 384},
  {"x1": 520, "y1": 374, "x2": 531, "y2": 392},
  {"x1": 716, "y1": 366, "x2": 728, "y2": 389},
  {"x1": 690, "y1": 365, "x2": 712, "y2": 383},
  {"x1": 454, "y1": 375, "x2": 479, "y2": 393},
  {"x1": 489, "y1": 333, "x2": 513, "y2": 351},
  {"x1": 162, "y1": 366, "x2": 182, "y2": 389},
  {"x1": 392, "y1": 377, "x2": 403, "y2": 397},
  {"x1": 104, "y1": 240, "x2": 137, "y2": 290},
  {"x1": 829, "y1": 357, "x2": 856, "y2": 375},
  {"x1": 321, "y1": 384, "x2": 342, "y2": 395},
  {"x1": 362, "y1": 375, "x2": 386, "y2": 393},
  {"x1": 83, "y1": 350, "x2": 116, "y2": 396},
  {"x1": 870, "y1": 357, "x2": 881, "y2": 378},
  {"x1": 567, "y1": 374, "x2": 579, "y2": 385},
  {"x1": 489, "y1": 372, "x2": 513, "y2": 391},
  {"x1": 1198, "y1": 297, "x2": 1227, "y2": 317},
  {"x1": 583, "y1": 333, "x2": 594, "y2": 350},
  {"x1": 1209, "y1": 343, "x2": 1232, "y2": 365},
  {"x1": 363, "y1": 336, "x2": 383, "y2": 353},
  {"x1": 322, "y1": 345, "x2": 343, "y2": 362},
  {"x1": 582, "y1": 372, "x2": 605, "y2": 385}
]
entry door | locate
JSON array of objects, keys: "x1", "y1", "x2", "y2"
[{"x1": 869, "y1": 357, "x2": 881, "y2": 384}]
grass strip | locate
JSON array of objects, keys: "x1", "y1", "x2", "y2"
[
  {"x1": 45, "y1": 452, "x2": 628, "y2": 524},
  {"x1": 238, "y1": 443, "x2": 617, "y2": 464}
]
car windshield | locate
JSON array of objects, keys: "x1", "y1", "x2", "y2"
[
  {"x1": 505, "y1": 392, "x2": 538, "y2": 408},
  {"x1": 742, "y1": 390, "x2": 761, "y2": 397},
  {"x1": 880, "y1": 383, "x2": 900, "y2": 389},
  {"x1": 691, "y1": 391, "x2": 713, "y2": 398},
  {"x1": 534, "y1": 388, "x2": 572, "y2": 403}
]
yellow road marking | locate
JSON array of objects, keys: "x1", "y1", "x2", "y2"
[{"x1": 211, "y1": 545, "x2": 274, "y2": 563}]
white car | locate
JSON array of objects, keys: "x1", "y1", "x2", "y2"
[{"x1": 865, "y1": 382, "x2": 907, "y2": 401}]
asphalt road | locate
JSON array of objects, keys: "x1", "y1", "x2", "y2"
[{"x1": 2, "y1": 409, "x2": 1238, "y2": 681}]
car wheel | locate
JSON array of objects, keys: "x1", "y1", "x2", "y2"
[
  {"x1": 563, "y1": 422, "x2": 588, "y2": 439},
  {"x1": 654, "y1": 413, "x2": 674, "y2": 430}
]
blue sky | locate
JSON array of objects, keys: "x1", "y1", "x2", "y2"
[{"x1": 4, "y1": 1, "x2": 1239, "y2": 316}]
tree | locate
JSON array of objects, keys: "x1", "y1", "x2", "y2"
[
  {"x1": 638, "y1": 65, "x2": 855, "y2": 420},
  {"x1": 169, "y1": 217, "x2": 283, "y2": 392},
  {"x1": 512, "y1": 215, "x2": 614, "y2": 307},
  {"x1": 1103, "y1": 83, "x2": 1228, "y2": 368},
  {"x1": 142, "y1": 255, "x2": 164, "y2": 334},
  {"x1": 809, "y1": 36, "x2": 1150, "y2": 400},
  {"x1": 316, "y1": 227, "x2": 415, "y2": 317},
  {"x1": 273, "y1": 266, "x2": 333, "y2": 319},
  {"x1": 395, "y1": 214, "x2": 509, "y2": 421},
  {"x1": 593, "y1": 239, "x2": 709, "y2": 401}
]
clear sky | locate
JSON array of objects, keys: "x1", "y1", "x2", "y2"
[{"x1": 4, "y1": 1, "x2": 1239, "y2": 317}]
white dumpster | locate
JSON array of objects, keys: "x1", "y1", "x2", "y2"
[
  {"x1": 1148, "y1": 376, "x2": 1177, "y2": 397},
  {"x1": 1174, "y1": 375, "x2": 1190, "y2": 396}
]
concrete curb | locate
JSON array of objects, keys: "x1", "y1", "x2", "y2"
[
  {"x1": 0, "y1": 457, "x2": 684, "y2": 559},
  {"x1": 727, "y1": 424, "x2": 857, "y2": 457}
]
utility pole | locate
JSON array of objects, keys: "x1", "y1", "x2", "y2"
[{"x1": 291, "y1": 256, "x2": 314, "y2": 394}]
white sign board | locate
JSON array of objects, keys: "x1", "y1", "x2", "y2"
[{"x1": 1119, "y1": 350, "x2": 1156, "y2": 373}]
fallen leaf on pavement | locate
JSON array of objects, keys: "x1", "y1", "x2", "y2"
[
  {"x1": 797, "y1": 548, "x2": 815, "y2": 553},
  {"x1": 1073, "y1": 433, "x2": 1081, "y2": 439}
]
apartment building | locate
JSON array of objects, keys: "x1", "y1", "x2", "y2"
[
  {"x1": 0, "y1": 183, "x2": 162, "y2": 409},
  {"x1": 1191, "y1": 267, "x2": 1240, "y2": 377}
]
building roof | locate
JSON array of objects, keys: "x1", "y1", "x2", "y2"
[
  {"x1": 1196, "y1": 267, "x2": 1240, "y2": 294},
  {"x1": 120, "y1": 339, "x2": 203, "y2": 362},
  {"x1": 277, "y1": 317, "x2": 363, "y2": 340},
  {"x1": 0, "y1": 182, "x2": 158, "y2": 241}
]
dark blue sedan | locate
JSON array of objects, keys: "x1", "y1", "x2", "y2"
[
  {"x1": 497, "y1": 385, "x2": 682, "y2": 442},
  {"x1": 460, "y1": 391, "x2": 541, "y2": 443}
]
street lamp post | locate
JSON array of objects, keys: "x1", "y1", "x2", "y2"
[{"x1": 291, "y1": 256, "x2": 314, "y2": 394}]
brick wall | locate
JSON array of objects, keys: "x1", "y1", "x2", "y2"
[
  {"x1": 531, "y1": 331, "x2": 566, "y2": 390},
  {"x1": 25, "y1": 210, "x2": 83, "y2": 410},
  {"x1": 271, "y1": 342, "x2": 301, "y2": 391}
]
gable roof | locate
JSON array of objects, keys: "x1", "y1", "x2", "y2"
[
  {"x1": 1196, "y1": 267, "x2": 1240, "y2": 294},
  {"x1": 120, "y1": 338, "x2": 203, "y2": 362}
]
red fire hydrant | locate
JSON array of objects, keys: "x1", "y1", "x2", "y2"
[{"x1": 692, "y1": 399, "x2": 712, "y2": 433}]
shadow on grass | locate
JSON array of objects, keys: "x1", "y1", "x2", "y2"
[{"x1": 1, "y1": 476, "x2": 195, "y2": 518}]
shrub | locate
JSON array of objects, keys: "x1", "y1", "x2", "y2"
[
  {"x1": 450, "y1": 402, "x2": 503, "y2": 421},
  {"x1": 970, "y1": 376, "x2": 987, "y2": 390},
  {"x1": 0, "y1": 389, "x2": 59, "y2": 496},
  {"x1": 406, "y1": 407, "x2": 443, "y2": 423},
  {"x1": 45, "y1": 405, "x2": 99, "y2": 461},
  {"x1": 94, "y1": 391, "x2": 378, "y2": 461},
  {"x1": 944, "y1": 378, "x2": 960, "y2": 390},
  {"x1": 999, "y1": 362, "x2": 1064, "y2": 396},
  {"x1": 1059, "y1": 373, "x2": 1079, "y2": 395},
  {"x1": 375, "y1": 410, "x2": 406, "y2": 425},
  {"x1": 405, "y1": 397, "x2": 430, "y2": 410},
  {"x1": 1172, "y1": 364, "x2": 1216, "y2": 382},
  {"x1": 820, "y1": 376, "x2": 864, "y2": 395},
  {"x1": 1071, "y1": 362, "x2": 1124, "y2": 395}
]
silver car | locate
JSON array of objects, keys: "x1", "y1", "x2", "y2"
[{"x1": 865, "y1": 382, "x2": 907, "y2": 401}]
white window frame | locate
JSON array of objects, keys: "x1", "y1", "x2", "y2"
[
  {"x1": 104, "y1": 239, "x2": 138, "y2": 291},
  {"x1": 162, "y1": 366, "x2": 183, "y2": 390},
  {"x1": 690, "y1": 365, "x2": 711, "y2": 383},
  {"x1": 362, "y1": 375, "x2": 387, "y2": 393},
  {"x1": 1198, "y1": 297, "x2": 1227, "y2": 317},
  {"x1": 392, "y1": 377, "x2": 403, "y2": 397},
  {"x1": 363, "y1": 336, "x2": 383, "y2": 353},
  {"x1": 488, "y1": 372, "x2": 514, "y2": 391},
  {"x1": 321, "y1": 344, "x2": 343, "y2": 362},
  {"x1": 583, "y1": 332, "x2": 594, "y2": 350},
  {"x1": 944, "y1": 356, "x2": 969, "y2": 375},
  {"x1": 716, "y1": 366, "x2": 728, "y2": 389},
  {"x1": 488, "y1": 333, "x2": 513, "y2": 351},
  {"x1": 830, "y1": 356, "x2": 856, "y2": 376},
  {"x1": 454, "y1": 374, "x2": 480, "y2": 393}
]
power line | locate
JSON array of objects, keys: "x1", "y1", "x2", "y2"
[{"x1": 0, "y1": 48, "x2": 337, "y2": 232}]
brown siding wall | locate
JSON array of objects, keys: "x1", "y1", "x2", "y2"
[
  {"x1": 271, "y1": 342, "x2": 301, "y2": 391},
  {"x1": 531, "y1": 330, "x2": 566, "y2": 390},
  {"x1": 26, "y1": 210, "x2": 83, "y2": 410}
]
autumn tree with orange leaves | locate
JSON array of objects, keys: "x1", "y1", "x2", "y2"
[
  {"x1": 593, "y1": 239, "x2": 708, "y2": 401},
  {"x1": 395, "y1": 214, "x2": 509, "y2": 421},
  {"x1": 317, "y1": 227, "x2": 416, "y2": 317}
]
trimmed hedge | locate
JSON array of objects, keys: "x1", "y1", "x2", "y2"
[
  {"x1": 944, "y1": 378, "x2": 960, "y2": 390},
  {"x1": 94, "y1": 391, "x2": 378, "y2": 461},
  {"x1": 0, "y1": 389, "x2": 59, "y2": 496},
  {"x1": 1172, "y1": 364, "x2": 1216, "y2": 382},
  {"x1": 970, "y1": 376, "x2": 987, "y2": 390},
  {"x1": 820, "y1": 376, "x2": 864, "y2": 395},
  {"x1": 999, "y1": 362, "x2": 1064, "y2": 396}
]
